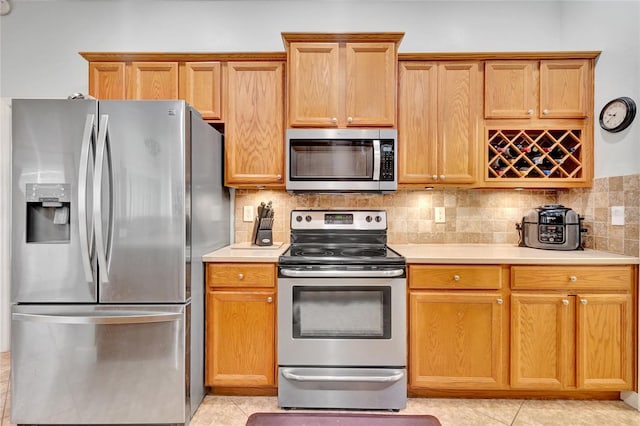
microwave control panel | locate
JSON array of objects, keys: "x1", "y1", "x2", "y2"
[{"x1": 381, "y1": 142, "x2": 395, "y2": 181}]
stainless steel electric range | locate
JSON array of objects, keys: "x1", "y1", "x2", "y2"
[{"x1": 277, "y1": 210, "x2": 407, "y2": 411}]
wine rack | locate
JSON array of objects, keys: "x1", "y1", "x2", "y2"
[{"x1": 486, "y1": 129, "x2": 584, "y2": 181}]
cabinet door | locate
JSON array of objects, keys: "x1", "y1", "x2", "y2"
[
  {"x1": 88, "y1": 62, "x2": 126, "y2": 100},
  {"x1": 437, "y1": 62, "x2": 480, "y2": 183},
  {"x1": 287, "y1": 42, "x2": 340, "y2": 127},
  {"x1": 484, "y1": 61, "x2": 534, "y2": 118},
  {"x1": 410, "y1": 292, "x2": 506, "y2": 389},
  {"x1": 128, "y1": 62, "x2": 178, "y2": 100},
  {"x1": 225, "y1": 62, "x2": 285, "y2": 186},
  {"x1": 510, "y1": 293, "x2": 573, "y2": 389},
  {"x1": 345, "y1": 42, "x2": 396, "y2": 127},
  {"x1": 576, "y1": 293, "x2": 633, "y2": 390},
  {"x1": 206, "y1": 290, "x2": 276, "y2": 387},
  {"x1": 398, "y1": 62, "x2": 438, "y2": 184},
  {"x1": 539, "y1": 59, "x2": 589, "y2": 118},
  {"x1": 182, "y1": 62, "x2": 222, "y2": 120}
]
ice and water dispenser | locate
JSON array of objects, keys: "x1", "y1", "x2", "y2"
[{"x1": 25, "y1": 183, "x2": 71, "y2": 243}]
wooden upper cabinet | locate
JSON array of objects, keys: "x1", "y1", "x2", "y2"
[
  {"x1": 225, "y1": 61, "x2": 285, "y2": 187},
  {"x1": 539, "y1": 59, "x2": 589, "y2": 119},
  {"x1": 344, "y1": 42, "x2": 396, "y2": 127},
  {"x1": 485, "y1": 59, "x2": 590, "y2": 119},
  {"x1": 128, "y1": 62, "x2": 178, "y2": 100},
  {"x1": 287, "y1": 42, "x2": 340, "y2": 127},
  {"x1": 181, "y1": 62, "x2": 222, "y2": 120},
  {"x1": 283, "y1": 33, "x2": 403, "y2": 128},
  {"x1": 398, "y1": 61, "x2": 481, "y2": 185},
  {"x1": 89, "y1": 62, "x2": 126, "y2": 100}
]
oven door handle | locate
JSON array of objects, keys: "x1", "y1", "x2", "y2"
[
  {"x1": 281, "y1": 369, "x2": 404, "y2": 383},
  {"x1": 279, "y1": 268, "x2": 405, "y2": 278}
]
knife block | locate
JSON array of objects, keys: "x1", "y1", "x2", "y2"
[{"x1": 251, "y1": 217, "x2": 274, "y2": 246}]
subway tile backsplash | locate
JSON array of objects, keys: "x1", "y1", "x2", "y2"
[{"x1": 234, "y1": 173, "x2": 640, "y2": 258}]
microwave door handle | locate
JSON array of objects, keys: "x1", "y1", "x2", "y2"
[{"x1": 372, "y1": 139, "x2": 381, "y2": 181}]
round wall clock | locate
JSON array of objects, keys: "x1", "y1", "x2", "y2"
[{"x1": 599, "y1": 97, "x2": 636, "y2": 133}]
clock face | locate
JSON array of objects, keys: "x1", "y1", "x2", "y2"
[{"x1": 599, "y1": 97, "x2": 636, "y2": 132}]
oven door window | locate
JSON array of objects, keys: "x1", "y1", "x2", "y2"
[
  {"x1": 289, "y1": 140, "x2": 373, "y2": 180},
  {"x1": 292, "y1": 286, "x2": 391, "y2": 339}
]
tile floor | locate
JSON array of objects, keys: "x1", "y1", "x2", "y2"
[{"x1": 3, "y1": 351, "x2": 640, "y2": 425}]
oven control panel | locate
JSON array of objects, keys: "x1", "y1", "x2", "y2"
[{"x1": 291, "y1": 210, "x2": 387, "y2": 230}]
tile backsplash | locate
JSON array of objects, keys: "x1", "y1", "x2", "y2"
[{"x1": 234, "y1": 174, "x2": 639, "y2": 257}]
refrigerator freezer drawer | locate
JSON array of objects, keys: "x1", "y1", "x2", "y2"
[{"x1": 11, "y1": 304, "x2": 189, "y2": 425}]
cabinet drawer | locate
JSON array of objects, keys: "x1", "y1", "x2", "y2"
[
  {"x1": 409, "y1": 265, "x2": 503, "y2": 289},
  {"x1": 511, "y1": 265, "x2": 634, "y2": 291},
  {"x1": 207, "y1": 263, "x2": 276, "y2": 288}
]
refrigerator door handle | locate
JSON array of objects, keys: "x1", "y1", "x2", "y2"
[
  {"x1": 94, "y1": 114, "x2": 111, "y2": 284},
  {"x1": 78, "y1": 114, "x2": 95, "y2": 284},
  {"x1": 12, "y1": 311, "x2": 182, "y2": 325}
]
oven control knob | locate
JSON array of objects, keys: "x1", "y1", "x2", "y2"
[
  {"x1": 305, "y1": 215, "x2": 312, "y2": 222},
  {"x1": 366, "y1": 215, "x2": 373, "y2": 222},
  {"x1": 375, "y1": 215, "x2": 382, "y2": 223},
  {"x1": 296, "y1": 215, "x2": 303, "y2": 222}
]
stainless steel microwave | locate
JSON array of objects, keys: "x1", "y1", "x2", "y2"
[{"x1": 285, "y1": 128, "x2": 398, "y2": 193}]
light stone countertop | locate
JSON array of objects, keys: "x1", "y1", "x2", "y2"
[
  {"x1": 389, "y1": 244, "x2": 640, "y2": 265},
  {"x1": 203, "y1": 243, "x2": 639, "y2": 265},
  {"x1": 203, "y1": 242, "x2": 289, "y2": 262}
]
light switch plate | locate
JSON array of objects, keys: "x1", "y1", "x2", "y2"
[
  {"x1": 611, "y1": 206, "x2": 625, "y2": 226},
  {"x1": 243, "y1": 205, "x2": 254, "y2": 222},
  {"x1": 434, "y1": 207, "x2": 446, "y2": 223}
]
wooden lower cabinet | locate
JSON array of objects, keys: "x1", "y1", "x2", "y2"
[
  {"x1": 409, "y1": 263, "x2": 636, "y2": 397},
  {"x1": 205, "y1": 263, "x2": 277, "y2": 392},
  {"x1": 409, "y1": 291, "x2": 507, "y2": 389},
  {"x1": 511, "y1": 292, "x2": 633, "y2": 391}
]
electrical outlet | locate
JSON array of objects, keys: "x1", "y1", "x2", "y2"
[
  {"x1": 611, "y1": 206, "x2": 625, "y2": 226},
  {"x1": 434, "y1": 207, "x2": 445, "y2": 223},
  {"x1": 243, "y1": 205, "x2": 254, "y2": 222}
]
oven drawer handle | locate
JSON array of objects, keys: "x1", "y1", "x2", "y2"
[
  {"x1": 279, "y1": 268, "x2": 405, "y2": 278},
  {"x1": 281, "y1": 369, "x2": 404, "y2": 383}
]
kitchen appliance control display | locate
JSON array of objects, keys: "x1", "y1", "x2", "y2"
[
  {"x1": 538, "y1": 225, "x2": 565, "y2": 243},
  {"x1": 324, "y1": 213, "x2": 353, "y2": 224}
]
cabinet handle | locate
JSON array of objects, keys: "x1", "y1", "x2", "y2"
[
  {"x1": 542, "y1": 109, "x2": 550, "y2": 115},
  {"x1": 439, "y1": 175, "x2": 445, "y2": 180},
  {"x1": 569, "y1": 276, "x2": 577, "y2": 282},
  {"x1": 581, "y1": 299, "x2": 587, "y2": 305},
  {"x1": 527, "y1": 109, "x2": 534, "y2": 115},
  {"x1": 267, "y1": 297, "x2": 273, "y2": 303},
  {"x1": 432, "y1": 174, "x2": 438, "y2": 181},
  {"x1": 276, "y1": 174, "x2": 282, "y2": 180},
  {"x1": 347, "y1": 116, "x2": 353, "y2": 123},
  {"x1": 562, "y1": 299, "x2": 569, "y2": 306},
  {"x1": 237, "y1": 273, "x2": 244, "y2": 280},
  {"x1": 497, "y1": 298, "x2": 504, "y2": 305},
  {"x1": 453, "y1": 275, "x2": 461, "y2": 281},
  {"x1": 331, "y1": 117, "x2": 338, "y2": 124}
]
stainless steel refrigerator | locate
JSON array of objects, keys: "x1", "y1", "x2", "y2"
[{"x1": 10, "y1": 99, "x2": 230, "y2": 425}]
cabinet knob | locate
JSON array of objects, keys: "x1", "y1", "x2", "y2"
[
  {"x1": 267, "y1": 297, "x2": 273, "y2": 303},
  {"x1": 453, "y1": 275, "x2": 461, "y2": 281},
  {"x1": 276, "y1": 174, "x2": 282, "y2": 180},
  {"x1": 347, "y1": 116, "x2": 353, "y2": 123},
  {"x1": 497, "y1": 298, "x2": 504, "y2": 305},
  {"x1": 569, "y1": 276, "x2": 577, "y2": 282},
  {"x1": 439, "y1": 175, "x2": 445, "y2": 180},
  {"x1": 527, "y1": 109, "x2": 534, "y2": 115},
  {"x1": 331, "y1": 117, "x2": 338, "y2": 124},
  {"x1": 237, "y1": 273, "x2": 244, "y2": 280},
  {"x1": 581, "y1": 299, "x2": 588, "y2": 305},
  {"x1": 562, "y1": 299, "x2": 569, "y2": 306},
  {"x1": 542, "y1": 109, "x2": 550, "y2": 115},
  {"x1": 432, "y1": 175, "x2": 438, "y2": 181}
]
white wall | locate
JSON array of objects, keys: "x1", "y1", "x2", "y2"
[{"x1": 0, "y1": 0, "x2": 639, "y2": 349}]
